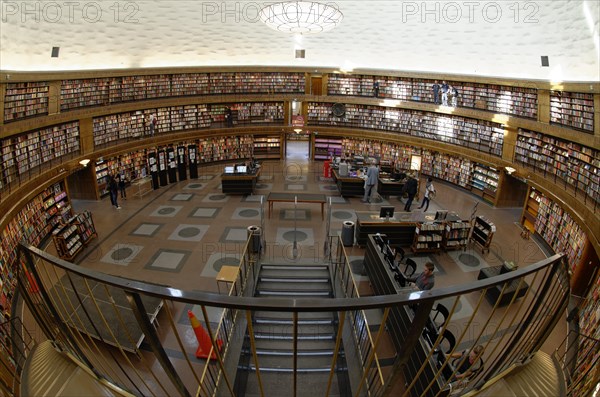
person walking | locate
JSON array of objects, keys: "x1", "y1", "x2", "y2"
[
  {"x1": 108, "y1": 175, "x2": 121, "y2": 209},
  {"x1": 418, "y1": 177, "x2": 436, "y2": 211},
  {"x1": 361, "y1": 160, "x2": 379, "y2": 203},
  {"x1": 403, "y1": 174, "x2": 418, "y2": 211}
]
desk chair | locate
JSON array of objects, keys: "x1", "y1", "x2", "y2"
[
  {"x1": 394, "y1": 247, "x2": 406, "y2": 263},
  {"x1": 403, "y1": 258, "x2": 417, "y2": 278},
  {"x1": 431, "y1": 303, "x2": 450, "y2": 329}
]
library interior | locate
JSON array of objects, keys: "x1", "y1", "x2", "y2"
[{"x1": 0, "y1": 1, "x2": 599, "y2": 397}]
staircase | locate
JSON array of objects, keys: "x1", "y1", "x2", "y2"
[{"x1": 235, "y1": 263, "x2": 351, "y2": 397}]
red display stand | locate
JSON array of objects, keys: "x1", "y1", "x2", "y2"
[{"x1": 323, "y1": 160, "x2": 332, "y2": 178}]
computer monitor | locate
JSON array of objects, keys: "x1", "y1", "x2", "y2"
[
  {"x1": 236, "y1": 165, "x2": 247, "y2": 173},
  {"x1": 224, "y1": 166, "x2": 234, "y2": 174},
  {"x1": 434, "y1": 210, "x2": 448, "y2": 221},
  {"x1": 379, "y1": 206, "x2": 395, "y2": 219}
]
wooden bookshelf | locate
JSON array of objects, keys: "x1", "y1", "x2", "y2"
[
  {"x1": 412, "y1": 222, "x2": 445, "y2": 253},
  {"x1": 471, "y1": 215, "x2": 495, "y2": 254},
  {"x1": 573, "y1": 277, "x2": 600, "y2": 396},
  {"x1": 421, "y1": 151, "x2": 472, "y2": 189},
  {"x1": 313, "y1": 136, "x2": 343, "y2": 161},
  {"x1": 521, "y1": 187, "x2": 589, "y2": 275},
  {"x1": 61, "y1": 78, "x2": 110, "y2": 110},
  {"x1": 471, "y1": 163, "x2": 499, "y2": 204},
  {"x1": 307, "y1": 103, "x2": 504, "y2": 157},
  {"x1": 326, "y1": 75, "x2": 538, "y2": 118},
  {"x1": 1, "y1": 122, "x2": 79, "y2": 187},
  {"x1": 515, "y1": 128, "x2": 599, "y2": 208},
  {"x1": 442, "y1": 220, "x2": 471, "y2": 251},
  {"x1": 550, "y1": 91, "x2": 594, "y2": 132},
  {"x1": 0, "y1": 181, "x2": 70, "y2": 315},
  {"x1": 52, "y1": 210, "x2": 96, "y2": 261},
  {"x1": 253, "y1": 135, "x2": 282, "y2": 160},
  {"x1": 3, "y1": 82, "x2": 49, "y2": 122}
]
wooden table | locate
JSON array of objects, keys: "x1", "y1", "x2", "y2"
[
  {"x1": 216, "y1": 265, "x2": 239, "y2": 294},
  {"x1": 378, "y1": 177, "x2": 405, "y2": 197},
  {"x1": 267, "y1": 192, "x2": 327, "y2": 220}
]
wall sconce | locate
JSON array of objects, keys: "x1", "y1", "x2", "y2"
[
  {"x1": 505, "y1": 166, "x2": 516, "y2": 175},
  {"x1": 293, "y1": 128, "x2": 303, "y2": 134},
  {"x1": 79, "y1": 159, "x2": 91, "y2": 167}
]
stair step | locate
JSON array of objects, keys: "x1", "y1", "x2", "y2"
[
  {"x1": 255, "y1": 333, "x2": 335, "y2": 341},
  {"x1": 255, "y1": 317, "x2": 335, "y2": 325},
  {"x1": 244, "y1": 348, "x2": 337, "y2": 357},
  {"x1": 258, "y1": 276, "x2": 330, "y2": 283},
  {"x1": 252, "y1": 322, "x2": 334, "y2": 338},
  {"x1": 253, "y1": 311, "x2": 336, "y2": 322},
  {"x1": 240, "y1": 371, "x2": 342, "y2": 397},
  {"x1": 256, "y1": 289, "x2": 332, "y2": 297},
  {"x1": 259, "y1": 269, "x2": 330, "y2": 279},
  {"x1": 260, "y1": 264, "x2": 329, "y2": 271},
  {"x1": 246, "y1": 365, "x2": 337, "y2": 373}
]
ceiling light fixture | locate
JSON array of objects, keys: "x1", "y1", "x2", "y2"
[{"x1": 260, "y1": 1, "x2": 343, "y2": 35}]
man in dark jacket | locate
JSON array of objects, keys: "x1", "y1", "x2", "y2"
[{"x1": 403, "y1": 175, "x2": 418, "y2": 211}]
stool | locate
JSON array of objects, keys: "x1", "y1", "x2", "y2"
[{"x1": 216, "y1": 265, "x2": 239, "y2": 294}]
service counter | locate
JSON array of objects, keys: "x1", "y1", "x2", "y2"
[
  {"x1": 221, "y1": 168, "x2": 261, "y2": 195},
  {"x1": 355, "y1": 211, "x2": 461, "y2": 247},
  {"x1": 332, "y1": 168, "x2": 365, "y2": 197}
]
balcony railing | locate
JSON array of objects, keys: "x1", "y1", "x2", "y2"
[{"x1": 7, "y1": 236, "x2": 571, "y2": 397}]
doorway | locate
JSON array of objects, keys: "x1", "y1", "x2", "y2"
[
  {"x1": 311, "y1": 77, "x2": 323, "y2": 96},
  {"x1": 285, "y1": 134, "x2": 310, "y2": 161}
]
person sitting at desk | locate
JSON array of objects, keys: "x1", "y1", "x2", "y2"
[
  {"x1": 446, "y1": 344, "x2": 484, "y2": 385},
  {"x1": 407, "y1": 262, "x2": 435, "y2": 290}
]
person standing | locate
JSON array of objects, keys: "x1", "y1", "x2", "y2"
[
  {"x1": 361, "y1": 160, "x2": 379, "y2": 203},
  {"x1": 403, "y1": 174, "x2": 418, "y2": 211},
  {"x1": 149, "y1": 114, "x2": 157, "y2": 136},
  {"x1": 407, "y1": 262, "x2": 435, "y2": 290},
  {"x1": 418, "y1": 177, "x2": 436, "y2": 211},
  {"x1": 432, "y1": 80, "x2": 440, "y2": 104},
  {"x1": 118, "y1": 174, "x2": 127, "y2": 200},
  {"x1": 108, "y1": 175, "x2": 121, "y2": 209},
  {"x1": 451, "y1": 85, "x2": 459, "y2": 107},
  {"x1": 373, "y1": 81, "x2": 380, "y2": 98},
  {"x1": 441, "y1": 81, "x2": 449, "y2": 105}
]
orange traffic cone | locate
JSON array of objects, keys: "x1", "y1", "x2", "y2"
[{"x1": 187, "y1": 310, "x2": 223, "y2": 360}]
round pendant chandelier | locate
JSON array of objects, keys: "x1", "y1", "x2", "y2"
[{"x1": 259, "y1": 1, "x2": 344, "y2": 35}]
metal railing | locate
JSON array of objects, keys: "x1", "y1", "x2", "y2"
[
  {"x1": 554, "y1": 330, "x2": 600, "y2": 397},
  {"x1": 7, "y1": 238, "x2": 571, "y2": 397}
]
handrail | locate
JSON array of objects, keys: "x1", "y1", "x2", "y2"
[
  {"x1": 18, "y1": 242, "x2": 563, "y2": 311},
  {"x1": 14, "y1": 241, "x2": 569, "y2": 397}
]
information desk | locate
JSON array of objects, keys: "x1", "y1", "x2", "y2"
[
  {"x1": 363, "y1": 235, "x2": 449, "y2": 397},
  {"x1": 332, "y1": 168, "x2": 365, "y2": 197},
  {"x1": 267, "y1": 192, "x2": 327, "y2": 220},
  {"x1": 355, "y1": 211, "x2": 461, "y2": 247},
  {"x1": 221, "y1": 168, "x2": 261, "y2": 195},
  {"x1": 378, "y1": 177, "x2": 405, "y2": 197}
]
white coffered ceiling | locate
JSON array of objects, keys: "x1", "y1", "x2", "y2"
[{"x1": 1, "y1": 0, "x2": 599, "y2": 82}]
